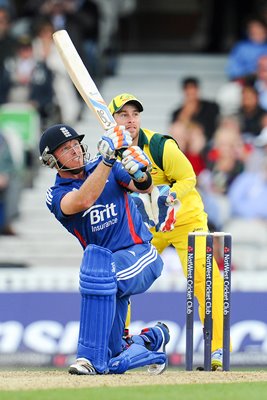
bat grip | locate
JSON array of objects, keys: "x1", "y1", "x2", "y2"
[
  {"x1": 133, "y1": 170, "x2": 145, "y2": 180},
  {"x1": 116, "y1": 149, "x2": 145, "y2": 181}
]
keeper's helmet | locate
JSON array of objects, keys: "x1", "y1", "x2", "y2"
[
  {"x1": 108, "y1": 93, "x2": 143, "y2": 115},
  {"x1": 39, "y1": 124, "x2": 85, "y2": 168}
]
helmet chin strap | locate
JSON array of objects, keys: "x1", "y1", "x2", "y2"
[{"x1": 57, "y1": 161, "x2": 85, "y2": 175}]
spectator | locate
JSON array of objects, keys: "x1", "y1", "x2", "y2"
[
  {"x1": 170, "y1": 76, "x2": 220, "y2": 141},
  {"x1": 0, "y1": 23, "x2": 80, "y2": 130},
  {"x1": 36, "y1": 0, "x2": 104, "y2": 81},
  {"x1": 31, "y1": 17, "x2": 81, "y2": 127},
  {"x1": 197, "y1": 125, "x2": 247, "y2": 226},
  {"x1": 0, "y1": 34, "x2": 57, "y2": 128},
  {"x1": 245, "y1": 126, "x2": 267, "y2": 171},
  {"x1": 226, "y1": 16, "x2": 267, "y2": 81},
  {"x1": 217, "y1": 17, "x2": 267, "y2": 119},
  {"x1": 0, "y1": 6, "x2": 17, "y2": 68},
  {"x1": 77, "y1": 0, "x2": 101, "y2": 81},
  {"x1": 218, "y1": 114, "x2": 255, "y2": 155},
  {"x1": 199, "y1": 126, "x2": 246, "y2": 195},
  {"x1": 217, "y1": 114, "x2": 242, "y2": 133},
  {"x1": 1, "y1": 34, "x2": 37, "y2": 104},
  {"x1": 168, "y1": 120, "x2": 188, "y2": 152},
  {"x1": 0, "y1": 6, "x2": 18, "y2": 103},
  {"x1": 254, "y1": 54, "x2": 267, "y2": 111},
  {"x1": 228, "y1": 155, "x2": 267, "y2": 219},
  {"x1": 235, "y1": 82, "x2": 267, "y2": 137},
  {"x1": 0, "y1": 131, "x2": 17, "y2": 235},
  {"x1": 39, "y1": 0, "x2": 78, "y2": 32},
  {"x1": 170, "y1": 120, "x2": 207, "y2": 176},
  {"x1": 14, "y1": 1, "x2": 103, "y2": 81}
]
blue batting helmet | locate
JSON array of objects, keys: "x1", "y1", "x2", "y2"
[
  {"x1": 39, "y1": 124, "x2": 84, "y2": 156},
  {"x1": 39, "y1": 124, "x2": 85, "y2": 168}
]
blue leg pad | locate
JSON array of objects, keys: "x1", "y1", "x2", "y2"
[
  {"x1": 77, "y1": 244, "x2": 117, "y2": 374},
  {"x1": 108, "y1": 343, "x2": 166, "y2": 374}
]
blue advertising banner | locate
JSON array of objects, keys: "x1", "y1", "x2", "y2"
[{"x1": 0, "y1": 291, "x2": 267, "y2": 367}]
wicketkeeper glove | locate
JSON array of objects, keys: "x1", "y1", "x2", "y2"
[
  {"x1": 131, "y1": 192, "x2": 155, "y2": 229},
  {"x1": 151, "y1": 185, "x2": 180, "y2": 232},
  {"x1": 98, "y1": 125, "x2": 132, "y2": 167},
  {"x1": 122, "y1": 146, "x2": 152, "y2": 181}
]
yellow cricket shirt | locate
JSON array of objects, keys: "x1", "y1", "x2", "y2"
[{"x1": 137, "y1": 128, "x2": 205, "y2": 226}]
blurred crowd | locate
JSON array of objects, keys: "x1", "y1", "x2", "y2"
[
  {"x1": 169, "y1": 16, "x2": 267, "y2": 234},
  {"x1": 2, "y1": 3, "x2": 267, "y2": 245},
  {"x1": 0, "y1": 0, "x2": 121, "y2": 129},
  {"x1": 0, "y1": 0, "x2": 134, "y2": 235}
]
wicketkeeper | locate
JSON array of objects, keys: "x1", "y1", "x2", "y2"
[{"x1": 109, "y1": 93, "x2": 228, "y2": 370}]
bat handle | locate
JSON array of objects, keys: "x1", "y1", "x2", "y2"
[
  {"x1": 116, "y1": 149, "x2": 145, "y2": 181},
  {"x1": 133, "y1": 170, "x2": 145, "y2": 181}
]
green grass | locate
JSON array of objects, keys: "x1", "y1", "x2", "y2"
[{"x1": 1, "y1": 382, "x2": 267, "y2": 400}]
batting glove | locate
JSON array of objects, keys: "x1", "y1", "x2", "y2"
[
  {"x1": 122, "y1": 146, "x2": 152, "y2": 180},
  {"x1": 131, "y1": 192, "x2": 155, "y2": 229},
  {"x1": 98, "y1": 125, "x2": 132, "y2": 167},
  {"x1": 151, "y1": 185, "x2": 180, "y2": 232}
]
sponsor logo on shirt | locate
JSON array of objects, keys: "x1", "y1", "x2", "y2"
[{"x1": 82, "y1": 203, "x2": 118, "y2": 231}]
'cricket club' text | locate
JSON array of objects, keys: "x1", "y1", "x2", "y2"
[
  {"x1": 186, "y1": 252, "x2": 195, "y2": 315},
  {"x1": 223, "y1": 253, "x2": 231, "y2": 316},
  {"x1": 205, "y1": 253, "x2": 213, "y2": 315}
]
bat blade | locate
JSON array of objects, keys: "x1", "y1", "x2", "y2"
[
  {"x1": 53, "y1": 29, "x2": 116, "y2": 131},
  {"x1": 53, "y1": 30, "x2": 144, "y2": 181}
]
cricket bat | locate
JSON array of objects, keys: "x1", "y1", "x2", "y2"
[
  {"x1": 53, "y1": 29, "x2": 143, "y2": 180},
  {"x1": 52, "y1": 29, "x2": 116, "y2": 131}
]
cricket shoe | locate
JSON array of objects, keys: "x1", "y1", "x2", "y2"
[
  {"x1": 211, "y1": 348, "x2": 223, "y2": 371},
  {"x1": 68, "y1": 358, "x2": 96, "y2": 375},
  {"x1": 146, "y1": 322, "x2": 170, "y2": 375}
]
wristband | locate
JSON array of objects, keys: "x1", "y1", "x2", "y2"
[
  {"x1": 102, "y1": 158, "x2": 115, "y2": 168},
  {"x1": 133, "y1": 172, "x2": 152, "y2": 190}
]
